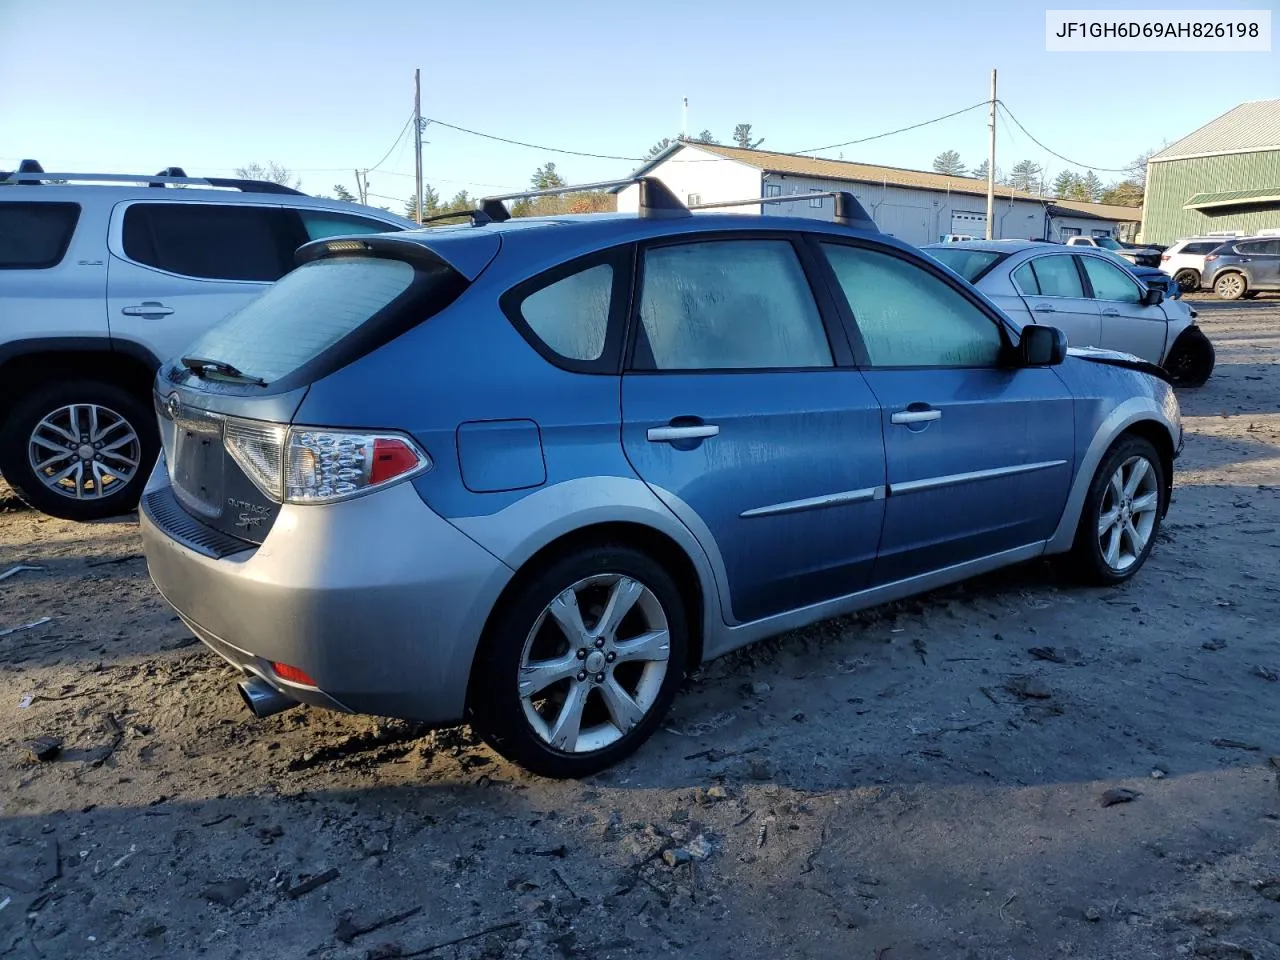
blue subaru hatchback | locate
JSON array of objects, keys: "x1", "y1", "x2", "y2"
[{"x1": 140, "y1": 180, "x2": 1182, "y2": 777}]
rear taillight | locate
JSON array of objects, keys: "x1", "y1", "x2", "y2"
[
  {"x1": 1204, "y1": 254, "x2": 1219, "y2": 262},
  {"x1": 1160, "y1": 254, "x2": 1170, "y2": 261},
  {"x1": 224, "y1": 419, "x2": 430, "y2": 505}
]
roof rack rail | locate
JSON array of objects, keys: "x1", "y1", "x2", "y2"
[
  {"x1": 420, "y1": 208, "x2": 494, "y2": 226},
  {"x1": 688, "y1": 191, "x2": 879, "y2": 231},
  {"x1": 0, "y1": 165, "x2": 305, "y2": 196},
  {"x1": 479, "y1": 176, "x2": 689, "y2": 224}
]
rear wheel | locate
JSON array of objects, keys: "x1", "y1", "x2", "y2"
[
  {"x1": 468, "y1": 544, "x2": 688, "y2": 778},
  {"x1": 1064, "y1": 435, "x2": 1165, "y2": 586},
  {"x1": 1172, "y1": 268, "x2": 1200, "y2": 293},
  {"x1": 1164, "y1": 328, "x2": 1215, "y2": 388},
  {"x1": 0, "y1": 379, "x2": 158, "y2": 521},
  {"x1": 1213, "y1": 272, "x2": 1247, "y2": 300}
]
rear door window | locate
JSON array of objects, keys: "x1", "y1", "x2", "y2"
[
  {"x1": 0, "y1": 202, "x2": 80, "y2": 269},
  {"x1": 122, "y1": 203, "x2": 294, "y2": 281}
]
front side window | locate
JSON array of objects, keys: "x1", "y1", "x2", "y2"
[
  {"x1": 297, "y1": 209, "x2": 400, "y2": 241},
  {"x1": 1184, "y1": 241, "x2": 1221, "y2": 255},
  {"x1": 821, "y1": 242, "x2": 1003, "y2": 368},
  {"x1": 122, "y1": 203, "x2": 292, "y2": 281},
  {"x1": 1081, "y1": 256, "x2": 1141, "y2": 303},
  {"x1": 635, "y1": 239, "x2": 832, "y2": 371},
  {"x1": 519, "y1": 263, "x2": 613, "y2": 362},
  {"x1": 1023, "y1": 255, "x2": 1085, "y2": 298},
  {"x1": 0, "y1": 202, "x2": 80, "y2": 269}
]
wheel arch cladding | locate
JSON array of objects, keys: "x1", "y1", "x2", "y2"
[
  {"x1": 1120, "y1": 420, "x2": 1175, "y2": 516},
  {"x1": 465, "y1": 521, "x2": 705, "y2": 708},
  {"x1": 0, "y1": 343, "x2": 159, "y2": 411}
]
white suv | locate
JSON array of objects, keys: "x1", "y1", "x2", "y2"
[
  {"x1": 0, "y1": 162, "x2": 415, "y2": 520},
  {"x1": 1159, "y1": 234, "x2": 1247, "y2": 293}
]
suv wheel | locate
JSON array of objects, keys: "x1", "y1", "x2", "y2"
[
  {"x1": 1065, "y1": 435, "x2": 1165, "y2": 586},
  {"x1": 1172, "y1": 268, "x2": 1200, "y2": 293},
  {"x1": 1213, "y1": 272, "x2": 1247, "y2": 300},
  {"x1": 0, "y1": 380, "x2": 158, "y2": 521},
  {"x1": 468, "y1": 544, "x2": 688, "y2": 778}
]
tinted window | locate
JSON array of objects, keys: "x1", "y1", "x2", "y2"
[
  {"x1": 1184, "y1": 241, "x2": 1223, "y2": 255},
  {"x1": 297, "y1": 210, "x2": 400, "y2": 241},
  {"x1": 122, "y1": 203, "x2": 292, "y2": 281},
  {"x1": 182, "y1": 256, "x2": 420, "y2": 383},
  {"x1": 822, "y1": 243, "x2": 1002, "y2": 368},
  {"x1": 520, "y1": 263, "x2": 613, "y2": 362},
  {"x1": 1234, "y1": 240, "x2": 1267, "y2": 255},
  {"x1": 0, "y1": 202, "x2": 80, "y2": 269},
  {"x1": 926, "y1": 248, "x2": 1007, "y2": 282},
  {"x1": 636, "y1": 239, "x2": 832, "y2": 371},
  {"x1": 1026, "y1": 255, "x2": 1085, "y2": 298},
  {"x1": 1081, "y1": 256, "x2": 1141, "y2": 303}
]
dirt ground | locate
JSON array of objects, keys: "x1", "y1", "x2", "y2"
[{"x1": 2, "y1": 298, "x2": 1279, "y2": 960}]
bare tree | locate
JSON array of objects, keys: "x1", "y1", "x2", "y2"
[{"x1": 234, "y1": 162, "x2": 301, "y2": 189}]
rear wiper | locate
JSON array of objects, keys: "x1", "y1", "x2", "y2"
[{"x1": 180, "y1": 355, "x2": 267, "y2": 387}]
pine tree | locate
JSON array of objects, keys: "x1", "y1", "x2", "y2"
[{"x1": 932, "y1": 150, "x2": 966, "y2": 176}]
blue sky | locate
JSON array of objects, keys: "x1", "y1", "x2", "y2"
[{"x1": 2, "y1": 0, "x2": 1276, "y2": 209}]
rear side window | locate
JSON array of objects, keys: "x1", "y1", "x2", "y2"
[
  {"x1": 122, "y1": 203, "x2": 293, "y2": 281},
  {"x1": 180, "y1": 256, "x2": 422, "y2": 384},
  {"x1": 520, "y1": 263, "x2": 613, "y2": 361},
  {"x1": 0, "y1": 202, "x2": 80, "y2": 269},
  {"x1": 1183, "y1": 241, "x2": 1222, "y2": 255},
  {"x1": 297, "y1": 209, "x2": 400, "y2": 241},
  {"x1": 635, "y1": 239, "x2": 833, "y2": 371}
]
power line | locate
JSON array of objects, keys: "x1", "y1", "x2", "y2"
[
  {"x1": 996, "y1": 101, "x2": 1130, "y2": 173},
  {"x1": 793, "y1": 100, "x2": 991, "y2": 155},
  {"x1": 424, "y1": 118, "x2": 647, "y2": 161},
  {"x1": 368, "y1": 113, "x2": 416, "y2": 172}
]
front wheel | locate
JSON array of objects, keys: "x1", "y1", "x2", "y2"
[
  {"x1": 1064, "y1": 435, "x2": 1165, "y2": 586},
  {"x1": 1213, "y1": 272, "x2": 1247, "y2": 300},
  {"x1": 468, "y1": 544, "x2": 688, "y2": 778},
  {"x1": 1164, "y1": 328, "x2": 1215, "y2": 388},
  {"x1": 0, "y1": 379, "x2": 158, "y2": 521}
]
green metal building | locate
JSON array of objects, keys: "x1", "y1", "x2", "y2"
[{"x1": 1141, "y1": 99, "x2": 1280, "y2": 245}]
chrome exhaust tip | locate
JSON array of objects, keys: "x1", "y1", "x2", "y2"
[{"x1": 237, "y1": 675, "x2": 298, "y2": 719}]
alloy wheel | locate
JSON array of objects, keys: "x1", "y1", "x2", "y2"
[
  {"x1": 27, "y1": 403, "x2": 142, "y2": 501},
  {"x1": 1215, "y1": 274, "x2": 1245, "y2": 299},
  {"x1": 1096, "y1": 455, "x2": 1159, "y2": 572},
  {"x1": 518, "y1": 573, "x2": 670, "y2": 754}
]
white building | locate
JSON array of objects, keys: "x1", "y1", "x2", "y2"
[{"x1": 616, "y1": 141, "x2": 1140, "y2": 244}]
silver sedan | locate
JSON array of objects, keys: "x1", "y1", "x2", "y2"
[{"x1": 924, "y1": 240, "x2": 1216, "y2": 387}]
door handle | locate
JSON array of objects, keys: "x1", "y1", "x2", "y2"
[
  {"x1": 891, "y1": 409, "x2": 942, "y2": 425},
  {"x1": 1101, "y1": 308, "x2": 1120, "y2": 316},
  {"x1": 121, "y1": 301, "x2": 174, "y2": 318},
  {"x1": 1032, "y1": 304, "x2": 1056, "y2": 313},
  {"x1": 647, "y1": 424, "x2": 719, "y2": 442}
]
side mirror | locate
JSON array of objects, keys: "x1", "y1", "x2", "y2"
[
  {"x1": 1142, "y1": 286, "x2": 1164, "y2": 306},
  {"x1": 1020, "y1": 324, "x2": 1067, "y2": 366}
]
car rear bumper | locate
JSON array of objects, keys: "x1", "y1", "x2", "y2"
[{"x1": 140, "y1": 459, "x2": 514, "y2": 724}]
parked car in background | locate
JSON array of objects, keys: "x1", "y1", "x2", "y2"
[
  {"x1": 0, "y1": 161, "x2": 415, "y2": 521},
  {"x1": 1160, "y1": 235, "x2": 1246, "y2": 292},
  {"x1": 140, "y1": 180, "x2": 1183, "y2": 778},
  {"x1": 1065, "y1": 235, "x2": 1162, "y2": 268},
  {"x1": 925, "y1": 240, "x2": 1215, "y2": 387},
  {"x1": 1203, "y1": 236, "x2": 1280, "y2": 300}
]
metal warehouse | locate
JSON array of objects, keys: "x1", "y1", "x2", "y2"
[
  {"x1": 1141, "y1": 99, "x2": 1280, "y2": 245},
  {"x1": 616, "y1": 141, "x2": 1140, "y2": 246}
]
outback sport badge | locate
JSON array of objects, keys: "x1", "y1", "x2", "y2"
[{"x1": 228, "y1": 498, "x2": 271, "y2": 530}]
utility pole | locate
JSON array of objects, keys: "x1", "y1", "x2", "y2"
[
  {"x1": 353, "y1": 169, "x2": 365, "y2": 205},
  {"x1": 682, "y1": 97, "x2": 688, "y2": 139},
  {"x1": 413, "y1": 68, "x2": 424, "y2": 225},
  {"x1": 985, "y1": 68, "x2": 997, "y2": 240}
]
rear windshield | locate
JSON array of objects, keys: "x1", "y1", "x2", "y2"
[
  {"x1": 0, "y1": 201, "x2": 80, "y2": 269},
  {"x1": 181, "y1": 256, "x2": 425, "y2": 384},
  {"x1": 926, "y1": 248, "x2": 1007, "y2": 282}
]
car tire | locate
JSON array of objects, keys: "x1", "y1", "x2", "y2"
[
  {"x1": 1241, "y1": 290, "x2": 1259, "y2": 300},
  {"x1": 467, "y1": 543, "x2": 689, "y2": 778},
  {"x1": 1172, "y1": 269, "x2": 1200, "y2": 293},
  {"x1": 0, "y1": 379, "x2": 158, "y2": 522},
  {"x1": 1064, "y1": 434, "x2": 1165, "y2": 587},
  {"x1": 1213, "y1": 272, "x2": 1247, "y2": 300},
  {"x1": 1163, "y1": 328, "x2": 1215, "y2": 388}
]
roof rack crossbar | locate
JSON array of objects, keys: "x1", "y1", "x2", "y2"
[
  {"x1": 480, "y1": 176, "x2": 690, "y2": 221},
  {"x1": 687, "y1": 190, "x2": 880, "y2": 232},
  {"x1": 0, "y1": 170, "x2": 305, "y2": 196}
]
